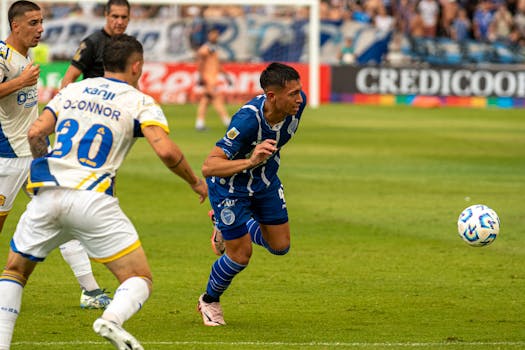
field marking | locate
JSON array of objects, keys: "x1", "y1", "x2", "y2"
[{"x1": 12, "y1": 341, "x2": 525, "y2": 347}]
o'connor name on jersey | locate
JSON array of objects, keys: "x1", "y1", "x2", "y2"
[{"x1": 63, "y1": 87, "x2": 120, "y2": 121}]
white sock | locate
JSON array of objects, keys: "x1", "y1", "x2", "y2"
[
  {"x1": 195, "y1": 119, "x2": 205, "y2": 129},
  {"x1": 60, "y1": 240, "x2": 99, "y2": 291},
  {"x1": 102, "y1": 277, "x2": 150, "y2": 326},
  {"x1": 221, "y1": 116, "x2": 231, "y2": 127},
  {"x1": 0, "y1": 282, "x2": 23, "y2": 349}
]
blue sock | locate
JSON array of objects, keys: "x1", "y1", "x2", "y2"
[
  {"x1": 247, "y1": 218, "x2": 290, "y2": 255},
  {"x1": 247, "y1": 218, "x2": 268, "y2": 248},
  {"x1": 206, "y1": 254, "x2": 246, "y2": 299}
]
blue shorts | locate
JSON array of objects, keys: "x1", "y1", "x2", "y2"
[{"x1": 207, "y1": 178, "x2": 288, "y2": 240}]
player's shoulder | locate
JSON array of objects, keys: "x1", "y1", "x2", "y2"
[
  {"x1": 83, "y1": 29, "x2": 108, "y2": 45},
  {"x1": 235, "y1": 97, "x2": 263, "y2": 122}
]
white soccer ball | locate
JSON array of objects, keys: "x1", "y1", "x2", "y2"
[{"x1": 457, "y1": 204, "x2": 500, "y2": 247}]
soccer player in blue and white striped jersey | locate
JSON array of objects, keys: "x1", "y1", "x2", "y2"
[{"x1": 197, "y1": 62, "x2": 307, "y2": 326}]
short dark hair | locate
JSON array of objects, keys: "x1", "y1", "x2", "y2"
[
  {"x1": 105, "y1": 0, "x2": 130, "y2": 14},
  {"x1": 260, "y1": 62, "x2": 300, "y2": 91},
  {"x1": 8, "y1": 1, "x2": 40, "y2": 30},
  {"x1": 103, "y1": 34, "x2": 143, "y2": 73}
]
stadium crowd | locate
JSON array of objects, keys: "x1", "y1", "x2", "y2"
[
  {"x1": 38, "y1": 0, "x2": 525, "y2": 64},
  {"x1": 39, "y1": 0, "x2": 525, "y2": 44}
]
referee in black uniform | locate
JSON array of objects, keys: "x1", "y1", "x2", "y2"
[{"x1": 61, "y1": 0, "x2": 130, "y2": 88}]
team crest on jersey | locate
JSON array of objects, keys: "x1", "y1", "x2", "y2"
[
  {"x1": 226, "y1": 127, "x2": 240, "y2": 140},
  {"x1": 0, "y1": 194, "x2": 5, "y2": 206},
  {"x1": 220, "y1": 208, "x2": 235, "y2": 225}
]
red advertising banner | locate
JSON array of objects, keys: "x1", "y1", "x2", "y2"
[{"x1": 139, "y1": 62, "x2": 331, "y2": 105}]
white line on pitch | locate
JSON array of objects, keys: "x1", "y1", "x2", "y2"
[{"x1": 11, "y1": 341, "x2": 525, "y2": 347}]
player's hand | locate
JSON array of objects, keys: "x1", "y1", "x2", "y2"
[
  {"x1": 191, "y1": 178, "x2": 208, "y2": 203},
  {"x1": 249, "y1": 139, "x2": 277, "y2": 167},
  {"x1": 19, "y1": 63, "x2": 40, "y2": 87}
]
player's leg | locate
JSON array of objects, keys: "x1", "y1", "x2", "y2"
[
  {"x1": 0, "y1": 187, "x2": 61, "y2": 350},
  {"x1": 198, "y1": 197, "x2": 252, "y2": 326},
  {"x1": 99, "y1": 246, "x2": 152, "y2": 326},
  {"x1": 211, "y1": 92, "x2": 231, "y2": 127},
  {"x1": 92, "y1": 247, "x2": 151, "y2": 350},
  {"x1": 93, "y1": 248, "x2": 151, "y2": 350},
  {"x1": 67, "y1": 190, "x2": 148, "y2": 349},
  {"x1": 195, "y1": 84, "x2": 212, "y2": 131},
  {"x1": 249, "y1": 182, "x2": 291, "y2": 255},
  {"x1": 198, "y1": 234, "x2": 250, "y2": 326},
  {"x1": 0, "y1": 250, "x2": 38, "y2": 349},
  {"x1": 248, "y1": 220, "x2": 291, "y2": 255},
  {"x1": 59, "y1": 239, "x2": 111, "y2": 309}
]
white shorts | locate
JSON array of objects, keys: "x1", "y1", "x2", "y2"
[
  {"x1": 0, "y1": 157, "x2": 32, "y2": 213},
  {"x1": 12, "y1": 188, "x2": 140, "y2": 262}
]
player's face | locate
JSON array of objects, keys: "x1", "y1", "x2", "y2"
[
  {"x1": 274, "y1": 79, "x2": 303, "y2": 116},
  {"x1": 105, "y1": 5, "x2": 130, "y2": 36},
  {"x1": 12, "y1": 10, "x2": 44, "y2": 49}
]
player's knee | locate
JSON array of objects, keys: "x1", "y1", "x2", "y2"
[
  {"x1": 267, "y1": 243, "x2": 290, "y2": 256},
  {"x1": 228, "y1": 249, "x2": 252, "y2": 265}
]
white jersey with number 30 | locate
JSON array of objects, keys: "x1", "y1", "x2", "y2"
[{"x1": 27, "y1": 77, "x2": 169, "y2": 196}]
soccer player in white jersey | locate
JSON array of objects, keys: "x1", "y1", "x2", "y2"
[
  {"x1": 0, "y1": 0, "x2": 111, "y2": 310},
  {"x1": 197, "y1": 62, "x2": 306, "y2": 326},
  {"x1": 0, "y1": 34, "x2": 208, "y2": 349}
]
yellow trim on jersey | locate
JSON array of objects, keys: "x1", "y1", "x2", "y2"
[
  {"x1": 96, "y1": 177, "x2": 112, "y2": 193},
  {"x1": 0, "y1": 210, "x2": 10, "y2": 216},
  {"x1": 141, "y1": 121, "x2": 170, "y2": 134},
  {"x1": 76, "y1": 173, "x2": 98, "y2": 190},
  {"x1": 91, "y1": 240, "x2": 142, "y2": 263}
]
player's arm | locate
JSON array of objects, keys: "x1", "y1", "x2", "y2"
[
  {"x1": 142, "y1": 125, "x2": 207, "y2": 203},
  {"x1": 61, "y1": 39, "x2": 94, "y2": 88},
  {"x1": 202, "y1": 139, "x2": 277, "y2": 178},
  {"x1": 0, "y1": 63, "x2": 40, "y2": 99},
  {"x1": 60, "y1": 65, "x2": 82, "y2": 89},
  {"x1": 28, "y1": 109, "x2": 56, "y2": 158}
]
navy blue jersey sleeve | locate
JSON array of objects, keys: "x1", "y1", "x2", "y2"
[{"x1": 216, "y1": 107, "x2": 258, "y2": 160}]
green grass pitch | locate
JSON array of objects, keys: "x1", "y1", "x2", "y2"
[{"x1": 0, "y1": 103, "x2": 524, "y2": 349}]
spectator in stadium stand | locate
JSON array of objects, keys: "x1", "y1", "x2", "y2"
[
  {"x1": 409, "y1": 5, "x2": 426, "y2": 39},
  {"x1": 488, "y1": 3, "x2": 514, "y2": 42},
  {"x1": 513, "y1": 3, "x2": 525, "y2": 39},
  {"x1": 417, "y1": 0, "x2": 439, "y2": 37},
  {"x1": 473, "y1": 0, "x2": 495, "y2": 42},
  {"x1": 374, "y1": 5, "x2": 395, "y2": 32},
  {"x1": 60, "y1": 0, "x2": 130, "y2": 88},
  {"x1": 451, "y1": 7, "x2": 472, "y2": 42},
  {"x1": 338, "y1": 36, "x2": 355, "y2": 64},
  {"x1": 396, "y1": 0, "x2": 414, "y2": 35},
  {"x1": 194, "y1": 27, "x2": 232, "y2": 131},
  {"x1": 439, "y1": 0, "x2": 459, "y2": 37}
]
